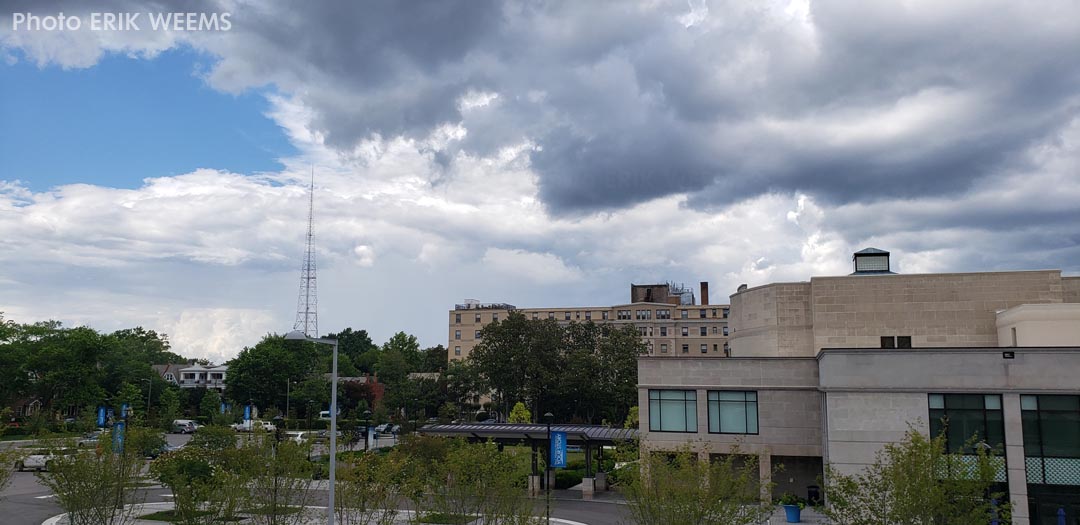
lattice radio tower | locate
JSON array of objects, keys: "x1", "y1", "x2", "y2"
[{"x1": 293, "y1": 169, "x2": 318, "y2": 336}]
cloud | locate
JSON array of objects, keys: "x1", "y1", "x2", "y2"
[
  {"x1": 1, "y1": 0, "x2": 1078, "y2": 361},
  {"x1": 481, "y1": 248, "x2": 583, "y2": 284}
]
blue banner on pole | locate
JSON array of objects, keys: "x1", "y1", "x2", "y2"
[
  {"x1": 96, "y1": 406, "x2": 106, "y2": 427},
  {"x1": 220, "y1": 403, "x2": 226, "y2": 414},
  {"x1": 121, "y1": 403, "x2": 130, "y2": 420},
  {"x1": 244, "y1": 404, "x2": 252, "y2": 421},
  {"x1": 550, "y1": 431, "x2": 567, "y2": 468},
  {"x1": 113, "y1": 421, "x2": 126, "y2": 453}
]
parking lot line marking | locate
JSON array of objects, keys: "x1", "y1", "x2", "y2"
[{"x1": 35, "y1": 494, "x2": 57, "y2": 499}]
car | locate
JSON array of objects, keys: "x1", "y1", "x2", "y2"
[
  {"x1": 425, "y1": 417, "x2": 440, "y2": 425},
  {"x1": 76, "y1": 430, "x2": 106, "y2": 447},
  {"x1": 478, "y1": 418, "x2": 497, "y2": 424},
  {"x1": 388, "y1": 424, "x2": 401, "y2": 434},
  {"x1": 374, "y1": 423, "x2": 389, "y2": 433},
  {"x1": 284, "y1": 431, "x2": 310, "y2": 444},
  {"x1": 171, "y1": 419, "x2": 198, "y2": 434},
  {"x1": 234, "y1": 420, "x2": 276, "y2": 432},
  {"x1": 145, "y1": 442, "x2": 182, "y2": 459},
  {"x1": 16, "y1": 448, "x2": 78, "y2": 472}
]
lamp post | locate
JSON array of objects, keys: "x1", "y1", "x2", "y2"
[
  {"x1": 140, "y1": 378, "x2": 152, "y2": 421},
  {"x1": 544, "y1": 411, "x2": 553, "y2": 524},
  {"x1": 285, "y1": 330, "x2": 339, "y2": 525}
]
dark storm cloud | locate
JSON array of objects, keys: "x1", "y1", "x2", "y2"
[{"x1": 6, "y1": 0, "x2": 1080, "y2": 217}]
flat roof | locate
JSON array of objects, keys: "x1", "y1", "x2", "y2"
[{"x1": 418, "y1": 423, "x2": 637, "y2": 444}]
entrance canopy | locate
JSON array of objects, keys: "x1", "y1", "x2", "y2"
[{"x1": 418, "y1": 423, "x2": 637, "y2": 445}]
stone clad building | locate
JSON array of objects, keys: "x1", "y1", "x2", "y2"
[
  {"x1": 638, "y1": 249, "x2": 1080, "y2": 525},
  {"x1": 448, "y1": 282, "x2": 731, "y2": 361}
]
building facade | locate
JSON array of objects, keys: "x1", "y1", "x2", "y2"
[
  {"x1": 638, "y1": 249, "x2": 1080, "y2": 525},
  {"x1": 447, "y1": 282, "x2": 731, "y2": 362},
  {"x1": 175, "y1": 364, "x2": 228, "y2": 391}
]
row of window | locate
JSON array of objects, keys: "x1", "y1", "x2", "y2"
[
  {"x1": 649, "y1": 391, "x2": 1080, "y2": 458},
  {"x1": 648, "y1": 389, "x2": 758, "y2": 434},
  {"x1": 454, "y1": 308, "x2": 731, "y2": 324},
  {"x1": 647, "y1": 342, "x2": 730, "y2": 354},
  {"x1": 636, "y1": 325, "x2": 730, "y2": 337}
]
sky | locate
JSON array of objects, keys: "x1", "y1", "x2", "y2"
[{"x1": 1, "y1": 0, "x2": 1079, "y2": 364}]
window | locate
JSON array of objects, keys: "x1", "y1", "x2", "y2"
[
  {"x1": 475, "y1": 330, "x2": 481, "y2": 339},
  {"x1": 713, "y1": 344, "x2": 718, "y2": 353},
  {"x1": 880, "y1": 336, "x2": 894, "y2": 349},
  {"x1": 723, "y1": 342, "x2": 730, "y2": 356},
  {"x1": 699, "y1": 309, "x2": 707, "y2": 318},
  {"x1": 585, "y1": 311, "x2": 591, "y2": 321},
  {"x1": 548, "y1": 311, "x2": 554, "y2": 319},
  {"x1": 455, "y1": 330, "x2": 461, "y2": 340},
  {"x1": 602, "y1": 311, "x2": 609, "y2": 320},
  {"x1": 454, "y1": 346, "x2": 461, "y2": 356},
  {"x1": 723, "y1": 326, "x2": 729, "y2": 336},
  {"x1": 929, "y1": 394, "x2": 1004, "y2": 453},
  {"x1": 475, "y1": 313, "x2": 481, "y2": 323},
  {"x1": 712, "y1": 308, "x2": 717, "y2": 317},
  {"x1": 657, "y1": 309, "x2": 671, "y2": 320},
  {"x1": 639, "y1": 327, "x2": 649, "y2": 337},
  {"x1": 708, "y1": 391, "x2": 758, "y2": 434},
  {"x1": 660, "y1": 327, "x2": 667, "y2": 337},
  {"x1": 576, "y1": 312, "x2": 580, "y2": 320},
  {"x1": 455, "y1": 313, "x2": 461, "y2": 323},
  {"x1": 681, "y1": 310, "x2": 689, "y2": 319},
  {"x1": 699, "y1": 327, "x2": 707, "y2": 336},
  {"x1": 565, "y1": 312, "x2": 571, "y2": 321},
  {"x1": 681, "y1": 326, "x2": 689, "y2": 337},
  {"x1": 881, "y1": 336, "x2": 912, "y2": 349},
  {"x1": 649, "y1": 390, "x2": 697, "y2": 432},
  {"x1": 1022, "y1": 395, "x2": 1080, "y2": 461},
  {"x1": 532, "y1": 312, "x2": 538, "y2": 320},
  {"x1": 722, "y1": 308, "x2": 729, "y2": 319},
  {"x1": 700, "y1": 344, "x2": 707, "y2": 354},
  {"x1": 636, "y1": 309, "x2": 652, "y2": 320},
  {"x1": 617, "y1": 310, "x2": 632, "y2": 320},
  {"x1": 660, "y1": 343, "x2": 668, "y2": 353},
  {"x1": 681, "y1": 344, "x2": 689, "y2": 353},
  {"x1": 712, "y1": 326, "x2": 718, "y2": 334},
  {"x1": 493, "y1": 313, "x2": 499, "y2": 322}
]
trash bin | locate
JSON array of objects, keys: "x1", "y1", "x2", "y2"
[{"x1": 807, "y1": 485, "x2": 821, "y2": 506}]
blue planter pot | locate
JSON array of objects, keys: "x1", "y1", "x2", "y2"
[{"x1": 783, "y1": 504, "x2": 802, "y2": 523}]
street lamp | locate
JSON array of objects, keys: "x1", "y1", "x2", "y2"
[
  {"x1": 140, "y1": 378, "x2": 153, "y2": 421},
  {"x1": 285, "y1": 330, "x2": 339, "y2": 525},
  {"x1": 544, "y1": 411, "x2": 554, "y2": 524}
]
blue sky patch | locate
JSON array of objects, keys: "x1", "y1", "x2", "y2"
[{"x1": 0, "y1": 48, "x2": 296, "y2": 191}]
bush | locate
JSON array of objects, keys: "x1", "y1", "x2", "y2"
[{"x1": 554, "y1": 469, "x2": 584, "y2": 489}]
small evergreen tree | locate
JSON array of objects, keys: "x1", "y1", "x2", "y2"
[{"x1": 508, "y1": 401, "x2": 531, "y2": 423}]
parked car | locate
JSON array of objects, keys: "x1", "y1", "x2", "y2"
[
  {"x1": 171, "y1": 419, "x2": 198, "y2": 434},
  {"x1": 76, "y1": 430, "x2": 106, "y2": 447},
  {"x1": 145, "y1": 442, "x2": 183, "y2": 459},
  {"x1": 284, "y1": 431, "x2": 310, "y2": 444},
  {"x1": 388, "y1": 424, "x2": 401, "y2": 434},
  {"x1": 374, "y1": 423, "x2": 389, "y2": 433},
  {"x1": 15, "y1": 448, "x2": 78, "y2": 472},
  {"x1": 232, "y1": 420, "x2": 276, "y2": 432}
]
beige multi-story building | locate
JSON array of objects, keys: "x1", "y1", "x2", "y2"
[
  {"x1": 447, "y1": 282, "x2": 731, "y2": 362},
  {"x1": 639, "y1": 249, "x2": 1080, "y2": 524}
]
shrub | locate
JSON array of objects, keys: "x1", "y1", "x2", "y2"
[
  {"x1": 554, "y1": 469, "x2": 584, "y2": 489},
  {"x1": 37, "y1": 430, "x2": 145, "y2": 525}
]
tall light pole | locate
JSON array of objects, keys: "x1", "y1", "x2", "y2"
[
  {"x1": 285, "y1": 330, "x2": 339, "y2": 525},
  {"x1": 140, "y1": 378, "x2": 152, "y2": 421},
  {"x1": 544, "y1": 411, "x2": 553, "y2": 524}
]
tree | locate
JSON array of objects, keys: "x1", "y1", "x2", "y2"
[
  {"x1": 624, "y1": 406, "x2": 639, "y2": 429},
  {"x1": 158, "y1": 387, "x2": 181, "y2": 430},
  {"x1": 623, "y1": 445, "x2": 772, "y2": 525},
  {"x1": 419, "y1": 345, "x2": 448, "y2": 373},
  {"x1": 37, "y1": 427, "x2": 147, "y2": 525},
  {"x1": 381, "y1": 332, "x2": 422, "y2": 371},
  {"x1": 470, "y1": 312, "x2": 562, "y2": 420},
  {"x1": 327, "y1": 327, "x2": 379, "y2": 374},
  {"x1": 224, "y1": 334, "x2": 319, "y2": 412},
  {"x1": 822, "y1": 427, "x2": 1010, "y2": 525},
  {"x1": 200, "y1": 389, "x2": 223, "y2": 424},
  {"x1": 508, "y1": 402, "x2": 531, "y2": 423}
]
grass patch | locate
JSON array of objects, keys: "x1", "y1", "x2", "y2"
[
  {"x1": 139, "y1": 509, "x2": 216, "y2": 522},
  {"x1": 418, "y1": 512, "x2": 472, "y2": 524},
  {"x1": 242, "y1": 505, "x2": 303, "y2": 515}
]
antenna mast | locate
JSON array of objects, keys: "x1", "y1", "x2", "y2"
[{"x1": 293, "y1": 168, "x2": 318, "y2": 336}]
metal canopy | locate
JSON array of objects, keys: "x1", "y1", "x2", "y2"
[{"x1": 418, "y1": 423, "x2": 637, "y2": 444}]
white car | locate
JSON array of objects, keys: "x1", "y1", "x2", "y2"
[
  {"x1": 232, "y1": 420, "x2": 276, "y2": 432},
  {"x1": 284, "y1": 431, "x2": 310, "y2": 444},
  {"x1": 15, "y1": 448, "x2": 78, "y2": 472}
]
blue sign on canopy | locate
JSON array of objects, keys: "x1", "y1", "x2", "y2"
[{"x1": 550, "y1": 431, "x2": 567, "y2": 468}]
